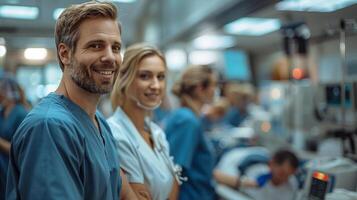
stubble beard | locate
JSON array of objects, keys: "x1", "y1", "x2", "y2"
[{"x1": 68, "y1": 58, "x2": 116, "y2": 94}]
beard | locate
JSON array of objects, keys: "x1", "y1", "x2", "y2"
[{"x1": 68, "y1": 57, "x2": 118, "y2": 94}]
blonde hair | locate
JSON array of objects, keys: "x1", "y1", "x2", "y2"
[
  {"x1": 111, "y1": 43, "x2": 166, "y2": 109},
  {"x1": 172, "y1": 65, "x2": 214, "y2": 115},
  {"x1": 55, "y1": 1, "x2": 120, "y2": 71}
]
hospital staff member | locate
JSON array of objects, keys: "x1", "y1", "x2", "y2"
[
  {"x1": 0, "y1": 75, "x2": 29, "y2": 199},
  {"x1": 6, "y1": 2, "x2": 135, "y2": 199},
  {"x1": 165, "y1": 65, "x2": 217, "y2": 200},
  {"x1": 108, "y1": 43, "x2": 179, "y2": 200}
]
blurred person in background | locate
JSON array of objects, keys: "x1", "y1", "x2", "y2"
[
  {"x1": 164, "y1": 65, "x2": 217, "y2": 200},
  {"x1": 214, "y1": 149, "x2": 299, "y2": 200},
  {"x1": 0, "y1": 75, "x2": 29, "y2": 199},
  {"x1": 201, "y1": 97, "x2": 230, "y2": 132},
  {"x1": 6, "y1": 2, "x2": 135, "y2": 199},
  {"x1": 152, "y1": 96, "x2": 172, "y2": 128},
  {"x1": 223, "y1": 83, "x2": 254, "y2": 127},
  {"x1": 108, "y1": 43, "x2": 179, "y2": 200}
]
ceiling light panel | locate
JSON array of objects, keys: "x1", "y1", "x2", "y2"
[
  {"x1": 193, "y1": 35, "x2": 236, "y2": 49},
  {"x1": 0, "y1": 5, "x2": 39, "y2": 20},
  {"x1": 224, "y1": 17, "x2": 281, "y2": 36},
  {"x1": 53, "y1": 8, "x2": 64, "y2": 20},
  {"x1": 276, "y1": 0, "x2": 357, "y2": 12}
]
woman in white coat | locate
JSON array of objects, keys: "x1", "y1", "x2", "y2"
[{"x1": 108, "y1": 43, "x2": 180, "y2": 200}]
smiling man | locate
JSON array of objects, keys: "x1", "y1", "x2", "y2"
[{"x1": 6, "y1": 2, "x2": 135, "y2": 200}]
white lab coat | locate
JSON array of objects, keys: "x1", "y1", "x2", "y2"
[{"x1": 107, "y1": 107, "x2": 175, "y2": 200}]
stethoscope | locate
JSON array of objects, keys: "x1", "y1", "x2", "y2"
[
  {"x1": 157, "y1": 137, "x2": 187, "y2": 185},
  {"x1": 145, "y1": 118, "x2": 187, "y2": 185}
]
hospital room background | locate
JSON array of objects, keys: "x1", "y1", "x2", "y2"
[{"x1": 1, "y1": 0, "x2": 357, "y2": 199}]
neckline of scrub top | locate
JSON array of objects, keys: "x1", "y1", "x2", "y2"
[
  {"x1": 48, "y1": 92, "x2": 105, "y2": 145},
  {"x1": 113, "y1": 107, "x2": 163, "y2": 157}
]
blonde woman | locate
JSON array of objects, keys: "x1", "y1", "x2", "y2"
[
  {"x1": 164, "y1": 65, "x2": 217, "y2": 200},
  {"x1": 108, "y1": 44, "x2": 179, "y2": 200}
]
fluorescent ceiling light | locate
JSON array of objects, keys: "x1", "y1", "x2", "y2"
[
  {"x1": 165, "y1": 49, "x2": 187, "y2": 71},
  {"x1": 224, "y1": 17, "x2": 281, "y2": 36},
  {"x1": 53, "y1": 8, "x2": 64, "y2": 20},
  {"x1": 189, "y1": 51, "x2": 219, "y2": 65},
  {"x1": 0, "y1": 45, "x2": 6, "y2": 57},
  {"x1": 0, "y1": 5, "x2": 39, "y2": 20},
  {"x1": 192, "y1": 35, "x2": 236, "y2": 49},
  {"x1": 24, "y1": 48, "x2": 48, "y2": 60},
  {"x1": 276, "y1": 0, "x2": 357, "y2": 12}
]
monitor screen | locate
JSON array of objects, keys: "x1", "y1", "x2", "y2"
[
  {"x1": 325, "y1": 83, "x2": 352, "y2": 108},
  {"x1": 223, "y1": 50, "x2": 251, "y2": 81}
]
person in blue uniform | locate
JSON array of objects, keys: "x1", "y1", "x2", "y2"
[
  {"x1": 164, "y1": 65, "x2": 218, "y2": 200},
  {"x1": 6, "y1": 2, "x2": 135, "y2": 200},
  {"x1": 0, "y1": 75, "x2": 29, "y2": 199},
  {"x1": 223, "y1": 83, "x2": 253, "y2": 127}
]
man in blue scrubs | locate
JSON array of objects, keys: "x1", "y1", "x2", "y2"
[{"x1": 6, "y1": 2, "x2": 135, "y2": 200}]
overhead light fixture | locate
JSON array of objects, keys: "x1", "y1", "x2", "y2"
[
  {"x1": 0, "y1": 45, "x2": 6, "y2": 57},
  {"x1": 189, "y1": 51, "x2": 219, "y2": 65},
  {"x1": 53, "y1": 8, "x2": 65, "y2": 20},
  {"x1": 224, "y1": 17, "x2": 281, "y2": 36},
  {"x1": 165, "y1": 49, "x2": 187, "y2": 71},
  {"x1": 24, "y1": 48, "x2": 48, "y2": 60},
  {"x1": 0, "y1": 5, "x2": 39, "y2": 20},
  {"x1": 192, "y1": 34, "x2": 236, "y2": 49},
  {"x1": 276, "y1": 0, "x2": 357, "y2": 12}
]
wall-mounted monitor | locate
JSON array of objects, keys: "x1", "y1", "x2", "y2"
[{"x1": 223, "y1": 50, "x2": 251, "y2": 81}]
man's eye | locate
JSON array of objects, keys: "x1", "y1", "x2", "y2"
[
  {"x1": 112, "y1": 46, "x2": 121, "y2": 53},
  {"x1": 90, "y1": 44, "x2": 100, "y2": 49}
]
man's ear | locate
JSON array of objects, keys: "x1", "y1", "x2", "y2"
[{"x1": 58, "y1": 43, "x2": 71, "y2": 67}]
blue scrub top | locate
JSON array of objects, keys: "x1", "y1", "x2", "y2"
[
  {"x1": 6, "y1": 93, "x2": 122, "y2": 200},
  {"x1": 224, "y1": 107, "x2": 247, "y2": 127},
  {"x1": 165, "y1": 107, "x2": 215, "y2": 200},
  {"x1": 0, "y1": 104, "x2": 27, "y2": 199}
]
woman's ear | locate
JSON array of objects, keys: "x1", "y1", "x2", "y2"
[{"x1": 58, "y1": 43, "x2": 71, "y2": 67}]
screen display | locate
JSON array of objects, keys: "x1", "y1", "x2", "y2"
[
  {"x1": 223, "y1": 50, "x2": 251, "y2": 81},
  {"x1": 325, "y1": 83, "x2": 352, "y2": 108}
]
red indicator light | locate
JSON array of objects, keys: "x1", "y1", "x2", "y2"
[
  {"x1": 313, "y1": 171, "x2": 329, "y2": 181},
  {"x1": 292, "y1": 68, "x2": 304, "y2": 80}
]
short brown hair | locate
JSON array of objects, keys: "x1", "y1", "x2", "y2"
[
  {"x1": 55, "y1": 1, "x2": 121, "y2": 70},
  {"x1": 272, "y1": 149, "x2": 299, "y2": 169}
]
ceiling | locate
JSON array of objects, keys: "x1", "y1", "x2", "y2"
[
  {"x1": 0, "y1": 0, "x2": 147, "y2": 49},
  {"x1": 0, "y1": 0, "x2": 357, "y2": 55},
  {"x1": 230, "y1": 2, "x2": 357, "y2": 54},
  {"x1": 153, "y1": 0, "x2": 357, "y2": 55}
]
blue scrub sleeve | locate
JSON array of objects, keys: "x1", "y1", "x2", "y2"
[
  {"x1": 167, "y1": 118, "x2": 200, "y2": 169},
  {"x1": 7, "y1": 119, "x2": 84, "y2": 200}
]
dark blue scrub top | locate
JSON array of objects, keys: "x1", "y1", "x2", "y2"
[
  {"x1": 224, "y1": 107, "x2": 247, "y2": 127},
  {"x1": 165, "y1": 107, "x2": 215, "y2": 200},
  {"x1": 6, "y1": 93, "x2": 122, "y2": 200},
  {"x1": 0, "y1": 104, "x2": 27, "y2": 200}
]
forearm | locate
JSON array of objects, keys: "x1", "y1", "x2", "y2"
[
  {"x1": 213, "y1": 170, "x2": 238, "y2": 188},
  {"x1": 0, "y1": 137, "x2": 11, "y2": 154},
  {"x1": 214, "y1": 170, "x2": 258, "y2": 189},
  {"x1": 130, "y1": 183, "x2": 152, "y2": 200},
  {"x1": 118, "y1": 173, "x2": 153, "y2": 200},
  {"x1": 168, "y1": 180, "x2": 179, "y2": 200},
  {"x1": 119, "y1": 170, "x2": 138, "y2": 200}
]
